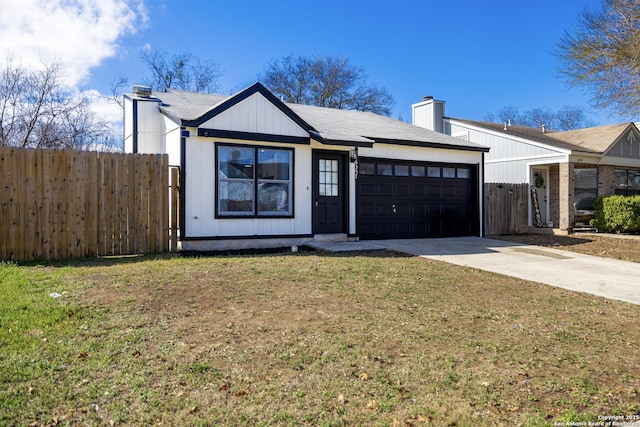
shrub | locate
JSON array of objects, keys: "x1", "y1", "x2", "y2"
[{"x1": 590, "y1": 195, "x2": 640, "y2": 233}]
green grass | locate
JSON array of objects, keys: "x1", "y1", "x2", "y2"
[{"x1": 1, "y1": 252, "x2": 639, "y2": 426}]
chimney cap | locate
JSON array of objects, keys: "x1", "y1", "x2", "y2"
[
  {"x1": 132, "y1": 84, "x2": 152, "y2": 98},
  {"x1": 423, "y1": 95, "x2": 433, "y2": 101}
]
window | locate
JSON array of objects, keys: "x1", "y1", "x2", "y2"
[
  {"x1": 395, "y1": 165, "x2": 409, "y2": 176},
  {"x1": 574, "y1": 168, "x2": 597, "y2": 210},
  {"x1": 359, "y1": 162, "x2": 375, "y2": 175},
  {"x1": 218, "y1": 145, "x2": 293, "y2": 217},
  {"x1": 457, "y1": 168, "x2": 469, "y2": 179},
  {"x1": 615, "y1": 169, "x2": 640, "y2": 196},
  {"x1": 411, "y1": 166, "x2": 425, "y2": 177},
  {"x1": 319, "y1": 159, "x2": 339, "y2": 196},
  {"x1": 443, "y1": 167, "x2": 456, "y2": 178},
  {"x1": 377, "y1": 164, "x2": 392, "y2": 176},
  {"x1": 427, "y1": 167, "x2": 440, "y2": 177}
]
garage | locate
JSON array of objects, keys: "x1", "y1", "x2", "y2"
[{"x1": 357, "y1": 158, "x2": 479, "y2": 239}]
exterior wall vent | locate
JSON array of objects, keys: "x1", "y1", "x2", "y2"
[{"x1": 132, "y1": 84, "x2": 152, "y2": 98}]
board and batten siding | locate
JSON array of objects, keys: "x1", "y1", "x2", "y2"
[{"x1": 199, "y1": 92, "x2": 309, "y2": 137}]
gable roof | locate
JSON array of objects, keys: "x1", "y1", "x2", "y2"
[
  {"x1": 149, "y1": 83, "x2": 489, "y2": 152},
  {"x1": 450, "y1": 118, "x2": 638, "y2": 155}
]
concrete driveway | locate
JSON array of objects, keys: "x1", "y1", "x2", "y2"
[{"x1": 311, "y1": 237, "x2": 640, "y2": 306}]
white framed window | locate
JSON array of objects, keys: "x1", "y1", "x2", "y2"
[{"x1": 217, "y1": 145, "x2": 293, "y2": 217}]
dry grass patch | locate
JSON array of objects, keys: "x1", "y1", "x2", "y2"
[{"x1": 1, "y1": 251, "x2": 639, "y2": 426}]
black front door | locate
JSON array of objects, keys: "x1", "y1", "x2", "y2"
[{"x1": 312, "y1": 151, "x2": 347, "y2": 234}]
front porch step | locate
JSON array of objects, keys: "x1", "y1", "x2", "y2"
[{"x1": 313, "y1": 233, "x2": 348, "y2": 242}]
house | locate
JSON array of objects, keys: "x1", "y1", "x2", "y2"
[
  {"x1": 124, "y1": 82, "x2": 489, "y2": 250},
  {"x1": 412, "y1": 97, "x2": 640, "y2": 232}
]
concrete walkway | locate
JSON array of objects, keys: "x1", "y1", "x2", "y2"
[{"x1": 310, "y1": 237, "x2": 640, "y2": 306}]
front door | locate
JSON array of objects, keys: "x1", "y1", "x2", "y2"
[
  {"x1": 312, "y1": 151, "x2": 347, "y2": 234},
  {"x1": 531, "y1": 167, "x2": 548, "y2": 226}
]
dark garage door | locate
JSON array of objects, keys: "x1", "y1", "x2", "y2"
[{"x1": 357, "y1": 159, "x2": 478, "y2": 239}]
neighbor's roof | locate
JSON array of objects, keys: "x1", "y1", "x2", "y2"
[
  {"x1": 142, "y1": 84, "x2": 489, "y2": 152},
  {"x1": 451, "y1": 118, "x2": 636, "y2": 154},
  {"x1": 548, "y1": 122, "x2": 632, "y2": 153}
]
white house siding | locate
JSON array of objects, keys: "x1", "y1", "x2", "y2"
[
  {"x1": 485, "y1": 155, "x2": 568, "y2": 183},
  {"x1": 358, "y1": 143, "x2": 482, "y2": 164},
  {"x1": 183, "y1": 137, "x2": 313, "y2": 239},
  {"x1": 123, "y1": 97, "x2": 134, "y2": 153},
  {"x1": 123, "y1": 95, "x2": 165, "y2": 154},
  {"x1": 200, "y1": 92, "x2": 309, "y2": 138},
  {"x1": 163, "y1": 116, "x2": 181, "y2": 166}
]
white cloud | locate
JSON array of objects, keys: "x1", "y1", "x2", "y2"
[{"x1": 0, "y1": 0, "x2": 147, "y2": 87}]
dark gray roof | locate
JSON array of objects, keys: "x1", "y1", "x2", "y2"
[
  {"x1": 451, "y1": 118, "x2": 637, "y2": 154},
  {"x1": 141, "y1": 84, "x2": 489, "y2": 152},
  {"x1": 288, "y1": 103, "x2": 489, "y2": 150}
]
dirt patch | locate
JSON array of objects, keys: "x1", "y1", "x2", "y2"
[{"x1": 492, "y1": 233, "x2": 640, "y2": 263}]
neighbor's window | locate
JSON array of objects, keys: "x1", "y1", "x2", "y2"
[
  {"x1": 218, "y1": 145, "x2": 293, "y2": 217},
  {"x1": 615, "y1": 169, "x2": 640, "y2": 196},
  {"x1": 574, "y1": 168, "x2": 597, "y2": 210}
]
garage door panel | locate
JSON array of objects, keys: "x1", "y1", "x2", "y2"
[
  {"x1": 411, "y1": 184, "x2": 426, "y2": 196},
  {"x1": 395, "y1": 202, "x2": 410, "y2": 216},
  {"x1": 376, "y1": 203, "x2": 393, "y2": 216},
  {"x1": 427, "y1": 185, "x2": 441, "y2": 196},
  {"x1": 411, "y1": 203, "x2": 426, "y2": 216},
  {"x1": 395, "y1": 184, "x2": 410, "y2": 196},
  {"x1": 360, "y1": 183, "x2": 376, "y2": 195},
  {"x1": 378, "y1": 184, "x2": 393, "y2": 196},
  {"x1": 395, "y1": 223, "x2": 410, "y2": 235}
]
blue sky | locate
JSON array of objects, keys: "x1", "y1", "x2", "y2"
[{"x1": 2, "y1": 0, "x2": 626, "y2": 130}]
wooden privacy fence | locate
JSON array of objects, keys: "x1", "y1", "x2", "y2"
[
  {"x1": 484, "y1": 183, "x2": 529, "y2": 235},
  {"x1": 0, "y1": 147, "x2": 175, "y2": 261}
]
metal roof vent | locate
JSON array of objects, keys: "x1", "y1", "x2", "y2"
[{"x1": 132, "y1": 84, "x2": 152, "y2": 98}]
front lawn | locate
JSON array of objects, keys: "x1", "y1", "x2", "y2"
[{"x1": 1, "y1": 251, "x2": 639, "y2": 426}]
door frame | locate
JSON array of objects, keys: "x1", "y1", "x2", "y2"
[{"x1": 312, "y1": 149, "x2": 349, "y2": 235}]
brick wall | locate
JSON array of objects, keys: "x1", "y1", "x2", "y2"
[
  {"x1": 598, "y1": 165, "x2": 616, "y2": 197},
  {"x1": 558, "y1": 162, "x2": 574, "y2": 229}
]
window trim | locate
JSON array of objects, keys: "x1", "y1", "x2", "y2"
[{"x1": 215, "y1": 143, "x2": 295, "y2": 219}]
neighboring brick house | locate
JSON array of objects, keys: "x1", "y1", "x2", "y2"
[{"x1": 412, "y1": 97, "x2": 640, "y2": 232}]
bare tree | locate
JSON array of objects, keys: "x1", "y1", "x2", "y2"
[
  {"x1": 555, "y1": 105, "x2": 596, "y2": 130},
  {"x1": 483, "y1": 105, "x2": 522, "y2": 126},
  {"x1": 484, "y1": 105, "x2": 594, "y2": 130},
  {"x1": 258, "y1": 55, "x2": 395, "y2": 116},
  {"x1": 0, "y1": 59, "x2": 110, "y2": 150},
  {"x1": 556, "y1": 0, "x2": 640, "y2": 118},
  {"x1": 140, "y1": 48, "x2": 222, "y2": 93}
]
